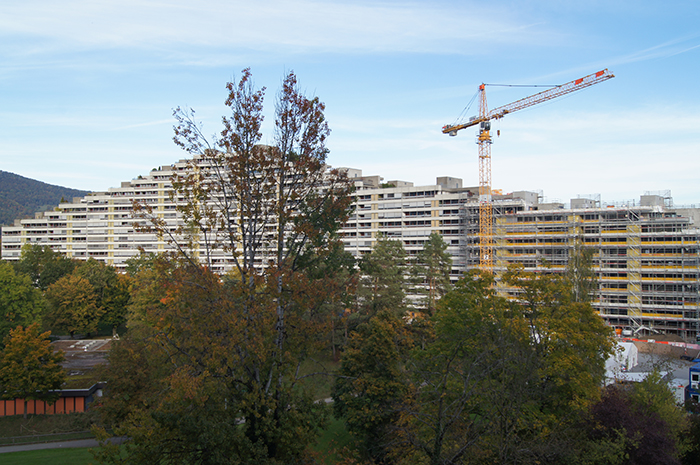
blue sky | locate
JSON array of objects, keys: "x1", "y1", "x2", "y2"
[{"x1": 1, "y1": 1, "x2": 699, "y2": 205}]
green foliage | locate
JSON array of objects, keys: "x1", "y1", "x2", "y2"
[
  {"x1": 124, "y1": 252, "x2": 160, "y2": 277},
  {"x1": 357, "y1": 234, "x2": 408, "y2": 318},
  {"x1": 630, "y1": 369, "x2": 688, "y2": 456},
  {"x1": 0, "y1": 261, "x2": 44, "y2": 343},
  {"x1": 395, "y1": 272, "x2": 532, "y2": 465},
  {"x1": 411, "y1": 232, "x2": 452, "y2": 314},
  {"x1": 585, "y1": 379, "x2": 685, "y2": 465},
  {"x1": 566, "y1": 241, "x2": 598, "y2": 303},
  {"x1": 334, "y1": 269, "x2": 614, "y2": 464},
  {"x1": 333, "y1": 311, "x2": 411, "y2": 461},
  {"x1": 13, "y1": 243, "x2": 77, "y2": 291},
  {"x1": 0, "y1": 324, "x2": 65, "y2": 419},
  {"x1": 44, "y1": 274, "x2": 102, "y2": 338},
  {"x1": 682, "y1": 401, "x2": 700, "y2": 465}
]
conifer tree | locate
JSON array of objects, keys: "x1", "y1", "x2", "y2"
[
  {"x1": 411, "y1": 232, "x2": 452, "y2": 314},
  {"x1": 357, "y1": 234, "x2": 408, "y2": 318}
]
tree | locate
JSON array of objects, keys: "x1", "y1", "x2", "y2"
[
  {"x1": 101, "y1": 69, "x2": 354, "y2": 463},
  {"x1": 586, "y1": 379, "x2": 685, "y2": 465},
  {"x1": 98, "y1": 258, "x2": 331, "y2": 464},
  {"x1": 411, "y1": 232, "x2": 452, "y2": 314},
  {"x1": 388, "y1": 268, "x2": 614, "y2": 465},
  {"x1": 503, "y1": 265, "x2": 613, "y2": 418},
  {"x1": 566, "y1": 240, "x2": 598, "y2": 303},
  {"x1": 0, "y1": 323, "x2": 65, "y2": 419},
  {"x1": 74, "y1": 258, "x2": 131, "y2": 335},
  {"x1": 682, "y1": 400, "x2": 700, "y2": 465},
  {"x1": 44, "y1": 274, "x2": 103, "y2": 338},
  {"x1": 393, "y1": 272, "x2": 529, "y2": 465},
  {"x1": 629, "y1": 370, "x2": 687, "y2": 462},
  {"x1": 332, "y1": 311, "x2": 412, "y2": 462},
  {"x1": 13, "y1": 243, "x2": 76, "y2": 291},
  {"x1": 0, "y1": 261, "x2": 44, "y2": 343},
  {"x1": 357, "y1": 234, "x2": 408, "y2": 318}
]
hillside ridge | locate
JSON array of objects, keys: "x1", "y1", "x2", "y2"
[{"x1": 0, "y1": 171, "x2": 90, "y2": 226}]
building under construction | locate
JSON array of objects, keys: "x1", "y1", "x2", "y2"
[
  {"x1": 491, "y1": 193, "x2": 700, "y2": 340},
  {"x1": 342, "y1": 175, "x2": 700, "y2": 341}
]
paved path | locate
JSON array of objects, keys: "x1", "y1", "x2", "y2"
[{"x1": 0, "y1": 437, "x2": 124, "y2": 454}]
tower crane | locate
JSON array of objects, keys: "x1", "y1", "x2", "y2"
[{"x1": 443, "y1": 69, "x2": 614, "y2": 273}]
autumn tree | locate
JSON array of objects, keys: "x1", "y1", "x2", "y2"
[
  {"x1": 503, "y1": 265, "x2": 613, "y2": 416},
  {"x1": 74, "y1": 258, "x2": 131, "y2": 335},
  {"x1": 0, "y1": 323, "x2": 65, "y2": 419},
  {"x1": 44, "y1": 274, "x2": 102, "y2": 338},
  {"x1": 100, "y1": 69, "x2": 354, "y2": 463}
]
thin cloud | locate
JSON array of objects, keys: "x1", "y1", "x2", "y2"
[
  {"x1": 113, "y1": 119, "x2": 174, "y2": 131},
  {"x1": 0, "y1": 0, "x2": 557, "y2": 58},
  {"x1": 611, "y1": 34, "x2": 700, "y2": 66}
]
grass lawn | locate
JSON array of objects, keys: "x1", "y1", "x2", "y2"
[
  {"x1": 314, "y1": 415, "x2": 355, "y2": 464},
  {"x1": 297, "y1": 353, "x2": 341, "y2": 400},
  {"x1": 0, "y1": 416, "x2": 353, "y2": 464},
  {"x1": 0, "y1": 447, "x2": 94, "y2": 465}
]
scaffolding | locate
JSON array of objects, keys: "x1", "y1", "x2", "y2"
[{"x1": 490, "y1": 203, "x2": 700, "y2": 341}]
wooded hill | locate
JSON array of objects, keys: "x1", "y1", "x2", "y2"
[{"x1": 0, "y1": 171, "x2": 90, "y2": 226}]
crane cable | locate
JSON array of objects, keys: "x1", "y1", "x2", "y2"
[
  {"x1": 451, "y1": 84, "x2": 560, "y2": 127},
  {"x1": 451, "y1": 89, "x2": 479, "y2": 127}
]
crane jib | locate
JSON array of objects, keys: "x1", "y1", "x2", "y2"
[{"x1": 442, "y1": 69, "x2": 614, "y2": 135}]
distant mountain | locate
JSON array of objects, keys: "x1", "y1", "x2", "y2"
[{"x1": 0, "y1": 171, "x2": 90, "y2": 226}]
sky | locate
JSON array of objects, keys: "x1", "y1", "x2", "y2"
[{"x1": 1, "y1": 0, "x2": 699, "y2": 206}]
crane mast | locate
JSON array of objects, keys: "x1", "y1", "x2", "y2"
[
  {"x1": 443, "y1": 69, "x2": 614, "y2": 273},
  {"x1": 477, "y1": 84, "x2": 494, "y2": 271}
]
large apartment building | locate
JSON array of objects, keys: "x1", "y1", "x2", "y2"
[
  {"x1": 1, "y1": 161, "x2": 185, "y2": 271},
  {"x1": 3, "y1": 162, "x2": 700, "y2": 340}
]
